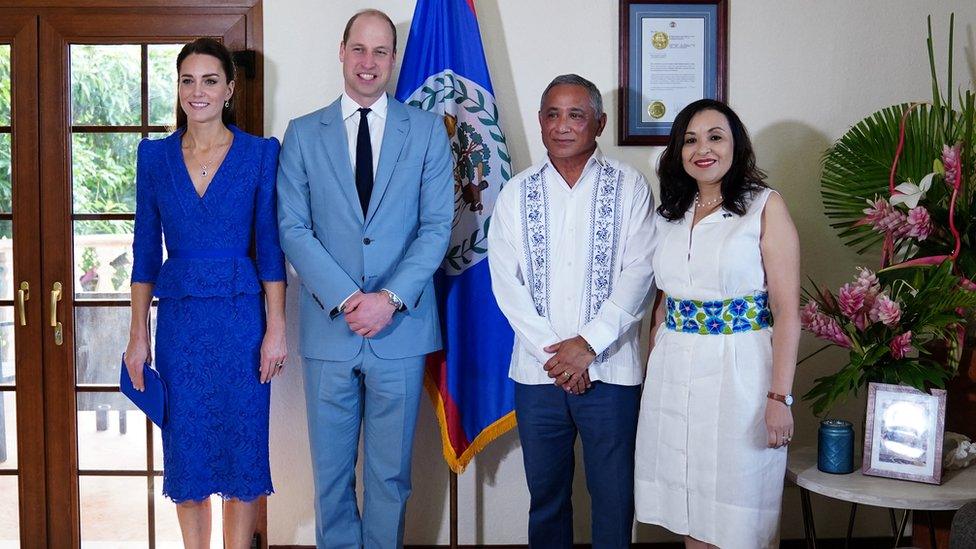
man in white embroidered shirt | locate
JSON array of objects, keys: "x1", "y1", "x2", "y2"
[{"x1": 488, "y1": 74, "x2": 656, "y2": 548}]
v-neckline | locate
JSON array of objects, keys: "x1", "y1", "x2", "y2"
[{"x1": 180, "y1": 126, "x2": 238, "y2": 200}]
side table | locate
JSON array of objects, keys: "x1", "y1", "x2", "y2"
[{"x1": 786, "y1": 446, "x2": 976, "y2": 548}]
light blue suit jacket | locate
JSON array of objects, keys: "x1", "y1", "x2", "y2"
[{"x1": 277, "y1": 95, "x2": 454, "y2": 361}]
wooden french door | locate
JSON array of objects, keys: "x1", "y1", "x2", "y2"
[
  {"x1": 0, "y1": 10, "x2": 46, "y2": 549},
  {"x1": 0, "y1": 3, "x2": 264, "y2": 547}
]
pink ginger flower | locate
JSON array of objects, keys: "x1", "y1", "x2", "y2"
[
  {"x1": 905, "y1": 206, "x2": 934, "y2": 240},
  {"x1": 854, "y1": 268, "x2": 881, "y2": 311},
  {"x1": 861, "y1": 197, "x2": 889, "y2": 225},
  {"x1": 855, "y1": 268, "x2": 879, "y2": 292},
  {"x1": 862, "y1": 198, "x2": 908, "y2": 237},
  {"x1": 890, "y1": 331, "x2": 913, "y2": 359},
  {"x1": 801, "y1": 301, "x2": 853, "y2": 348},
  {"x1": 943, "y1": 144, "x2": 962, "y2": 188},
  {"x1": 853, "y1": 312, "x2": 872, "y2": 332},
  {"x1": 869, "y1": 294, "x2": 902, "y2": 327},
  {"x1": 838, "y1": 283, "x2": 867, "y2": 319},
  {"x1": 800, "y1": 301, "x2": 820, "y2": 326}
]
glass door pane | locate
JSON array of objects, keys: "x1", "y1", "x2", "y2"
[
  {"x1": 0, "y1": 41, "x2": 18, "y2": 548},
  {"x1": 69, "y1": 42, "x2": 181, "y2": 547}
]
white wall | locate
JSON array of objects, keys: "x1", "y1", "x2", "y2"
[{"x1": 264, "y1": 1, "x2": 976, "y2": 545}]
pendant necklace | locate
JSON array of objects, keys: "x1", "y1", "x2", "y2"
[
  {"x1": 189, "y1": 133, "x2": 230, "y2": 179},
  {"x1": 197, "y1": 147, "x2": 222, "y2": 179}
]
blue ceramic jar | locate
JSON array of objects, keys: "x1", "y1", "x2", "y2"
[{"x1": 818, "y1": 419, "x2": 855, "y2": 474}]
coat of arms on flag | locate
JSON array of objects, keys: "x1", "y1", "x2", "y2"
[{"x1": 404, "y1": 71, "x2": 511, "y2": 274}]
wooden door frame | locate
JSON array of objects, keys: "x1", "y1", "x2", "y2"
[
  {"x1": 23, "y1": 1, "x2": 265, "y2": 546},
  {"x1": 0, "y1": 11, "x2": 46, "y2": 549}
]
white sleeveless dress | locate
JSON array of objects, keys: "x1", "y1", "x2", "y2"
[{"x1": 634, "y1": 188, "x2": 786, "y2": 549}]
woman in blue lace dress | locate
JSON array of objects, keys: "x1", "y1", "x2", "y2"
[{"x1": 124, "y1": 38, "x2": 286, "y2": 548}]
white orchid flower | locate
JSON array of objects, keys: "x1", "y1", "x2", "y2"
[{"x1": 890, "y1": 172, "x2": 935, "y2": 209}]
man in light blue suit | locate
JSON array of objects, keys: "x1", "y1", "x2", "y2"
[{"x1": 276, "y1": 9, "x2": 453, "y2": 548}]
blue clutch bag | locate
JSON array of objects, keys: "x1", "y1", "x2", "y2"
[{"x1": 120, "y1": 355, "x2": 167, "y2": 428}]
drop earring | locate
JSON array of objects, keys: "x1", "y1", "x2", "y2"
[{"x1": 224, "y1": 100, "x2": 230, "y2": 108}]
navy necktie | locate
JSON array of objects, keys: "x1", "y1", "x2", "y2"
[{"x1": 355, "y1": 107, "x2": 373, "y2": 216}]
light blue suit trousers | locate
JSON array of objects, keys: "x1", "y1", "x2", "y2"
[{"x1": 303, "y1": 348, "x2": 425, "y2": 549}]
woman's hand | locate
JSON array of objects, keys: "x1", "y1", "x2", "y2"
[
  {"x1": 765, "y1": 399, "x2": 794, "y2": 448},
  {"x1": 259, "y1": 324, "x2": 287, "y2": 384},
  {"x1": 124, "y1": 336, "x2": 151, "y2": 392}
]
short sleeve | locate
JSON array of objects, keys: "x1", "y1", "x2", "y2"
[{"x1": 130, "y1": 139, "x2": 163, "y2": 284}]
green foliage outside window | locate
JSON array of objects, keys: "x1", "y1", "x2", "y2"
[
  {"x1": 0, "y1": 44, "x2": 182, "y2": 238},
  {"x1": 1, "y1": 45, "x2": 11, "y2": 219}
]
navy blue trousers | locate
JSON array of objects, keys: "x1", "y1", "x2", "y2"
[{"x1": 515, "y1": 381, "x2": 640, "y2": 549}]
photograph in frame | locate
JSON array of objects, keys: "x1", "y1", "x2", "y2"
[
  {"x1": 862, "y1": 382, "x2": 946, "y2": 485},
  {"x1": 617, "y1": 0, "x2": 728, "y2": 146}
]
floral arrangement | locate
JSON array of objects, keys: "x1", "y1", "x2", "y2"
[
  {"x1": 820, "y1": 15, "x2": 974, "y2": 275},
  {"x1": 802, "y1": 14, "x2": 976, "y2": 414},
  {"x1": 801, "y1": 262, "x2": 976, "y2": 414}
]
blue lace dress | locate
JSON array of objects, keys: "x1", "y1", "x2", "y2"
[{"x1": 131, "y1": 125, "x2": 285, "y2": 503}]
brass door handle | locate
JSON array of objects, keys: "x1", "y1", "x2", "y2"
[
  {"x1": 50, "y1": 282, "x2": 62, "y2": 327},
  {"x1": 50, "y1": 282, "x2": 63, "y2": 346},
  {"x1": 17, "y1": 281, "x2": 29, "y2": 326}
]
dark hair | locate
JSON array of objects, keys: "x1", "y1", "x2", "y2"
[
  {"x1": 343, "y1": 9, "x2": 397, "y2": 53},
  {"x1": 174, "y1": 38, "x2": 236, "y2": 129},
  {"x1": 656, "y1": 99, "x2": 767, "y2": 221},
  {"x1": 540, "y1": 74, "x2": 603, "y2": 118}
]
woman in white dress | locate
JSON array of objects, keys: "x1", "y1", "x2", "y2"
[{"x1": 634, "y1": 99, "x2": 801, "y2": 549}]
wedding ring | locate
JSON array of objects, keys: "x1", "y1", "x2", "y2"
[{"x1": 562, "y1": 371, "x2": 572, "y2": 379}]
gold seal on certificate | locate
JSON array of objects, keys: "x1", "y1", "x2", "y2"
[
  {"x1": 647, "y1": 101, "x2": 666, "y2": 119},
  {"x1": 640, "y1": 17, "x2": 706, "y2": 124},
  {"x1": 651, "y1": 31, "x2": 669, "y2": 50}
]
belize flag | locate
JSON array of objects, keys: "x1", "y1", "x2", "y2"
[{"x1": 395, "y1": 0, "x2": 516, "y2": 473}]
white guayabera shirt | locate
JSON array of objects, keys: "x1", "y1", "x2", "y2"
[{"x1": 488, "y1": 149, "x2": 657, "y2": 386}]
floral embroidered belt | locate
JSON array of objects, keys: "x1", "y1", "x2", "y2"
[{"x1": 665, "y1": 292, "x2": 772, "y2": 335}]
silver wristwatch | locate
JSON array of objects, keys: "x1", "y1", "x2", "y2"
[{"x1": 381, "y1": 289, "x2": 404, "y2": 311}]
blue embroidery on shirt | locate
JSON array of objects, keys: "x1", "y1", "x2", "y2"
[
  {"x1": 583, "y1": 164, "x2": 623, "y2": 362},
  {"x1": 521, "y1": 171, "x2": 550, "y2": 318}
]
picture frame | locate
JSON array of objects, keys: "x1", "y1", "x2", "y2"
[
  {"x1": 862, "y1": 382, "x2": 946, "y2": 485},
  {"x1": 618, "y1": 0, "x2": 728, "y2": 146}
]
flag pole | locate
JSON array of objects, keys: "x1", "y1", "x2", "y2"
[{"x1": 450, "y1": 469, "x2": 459, "y2": 549}]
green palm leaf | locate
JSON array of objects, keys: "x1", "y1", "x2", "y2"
[{"x1": 820, "y1": 103, "x2": 945, "y2": 253}]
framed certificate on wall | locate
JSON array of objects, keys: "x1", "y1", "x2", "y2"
[{"x1": 618, "y1": 0, "x2": 728, "y2": 146}]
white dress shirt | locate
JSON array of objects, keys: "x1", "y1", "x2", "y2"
[
  {"x1": 337, "y1": 92, "x2": 398, "y2": 311},
  {"x1": 488, "y1": 149, "x2": 657, "y2": 386},
  {"x1": 340, "y1": 91, "x2": 387, "y2": 177}
]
